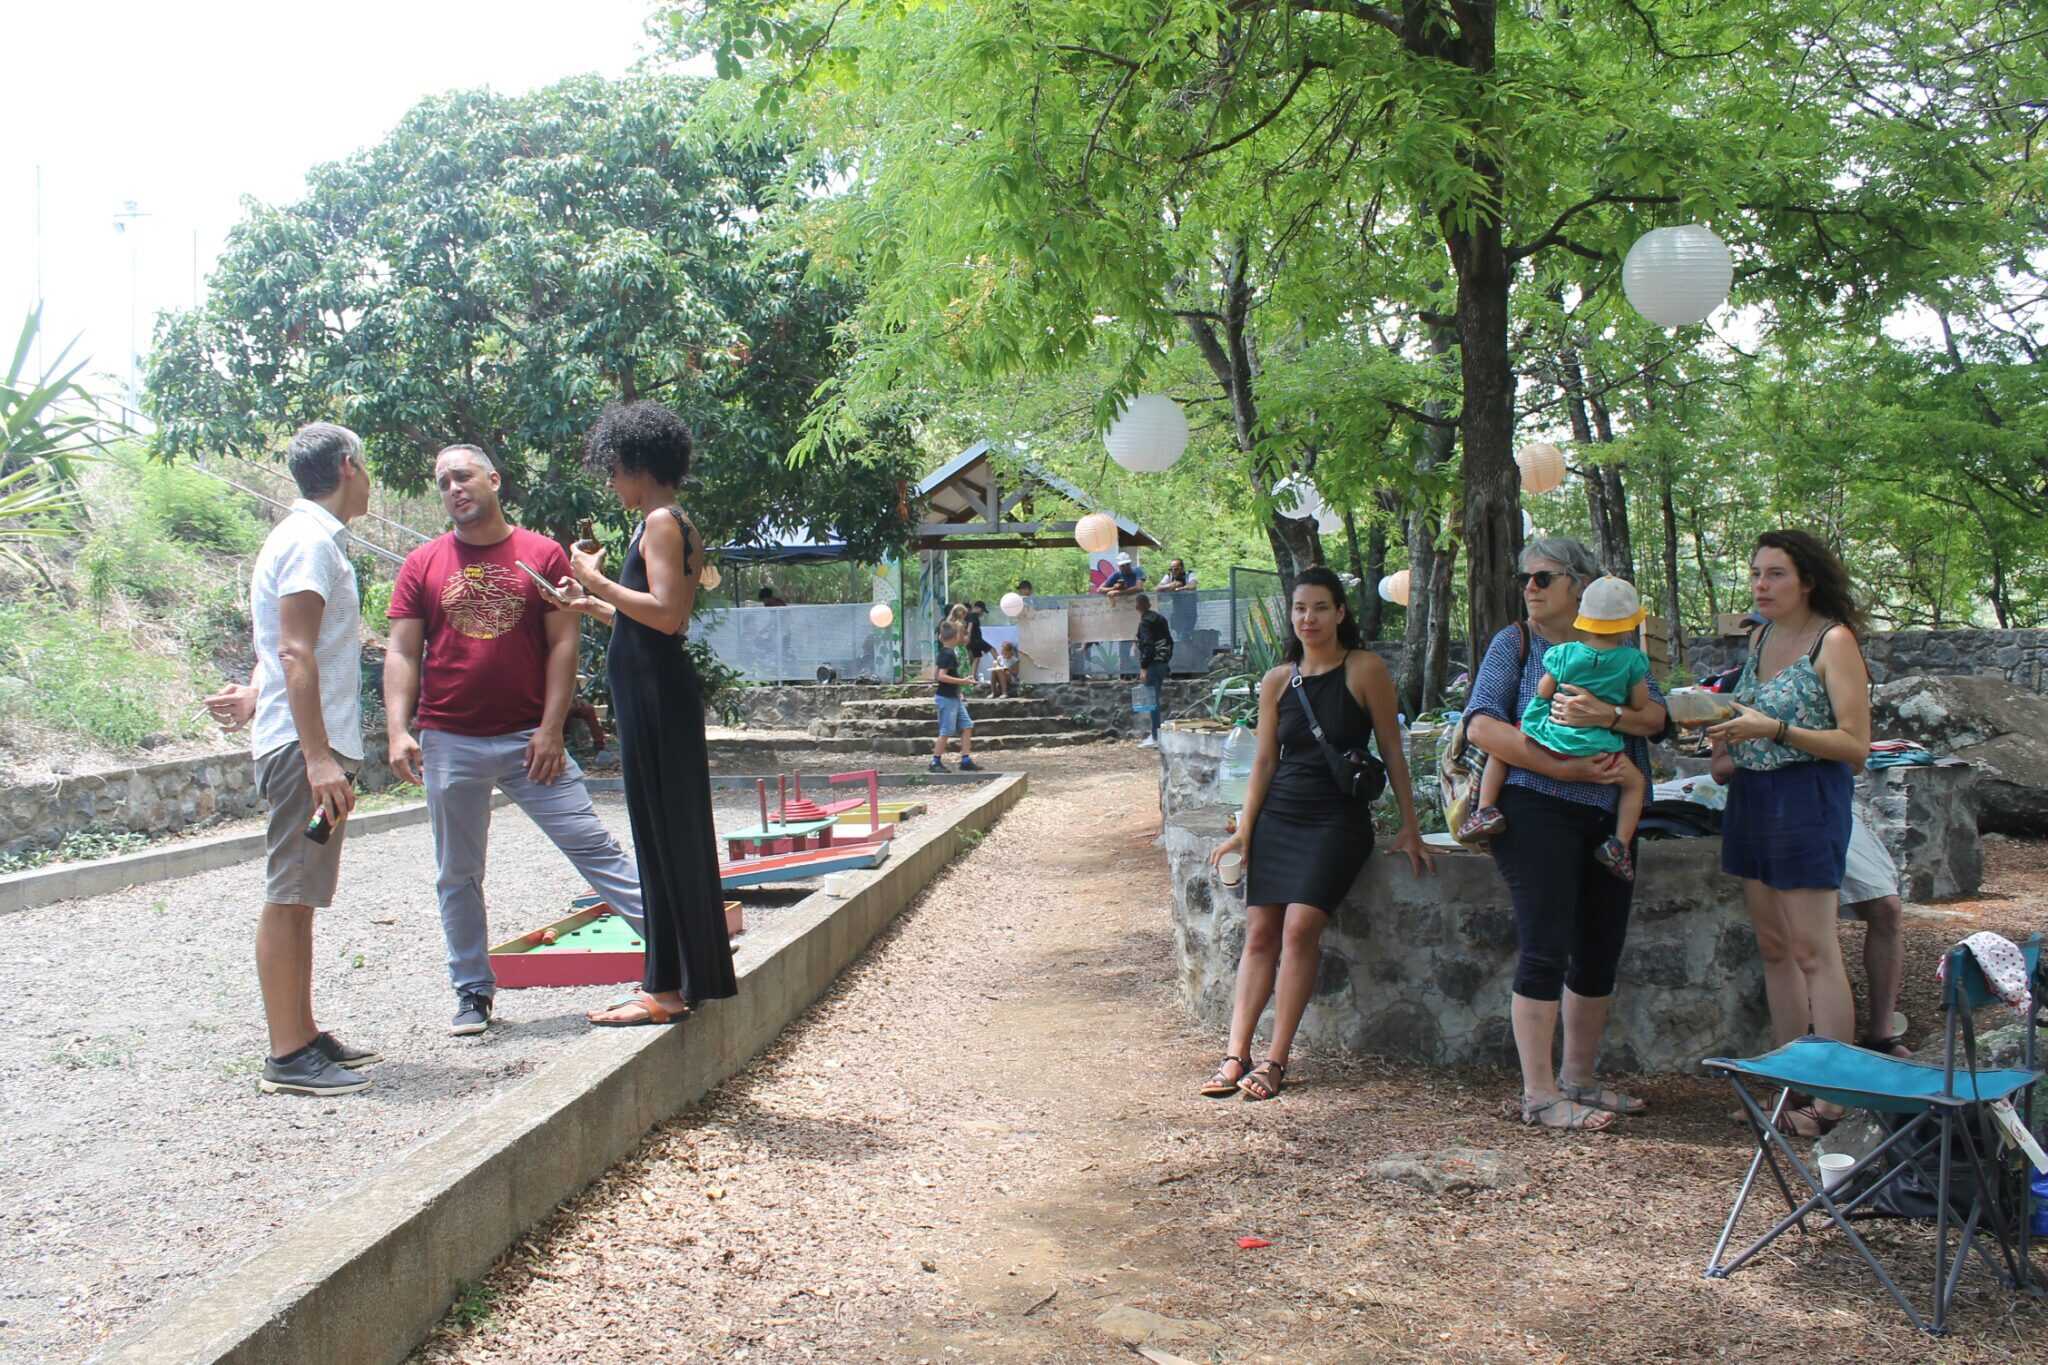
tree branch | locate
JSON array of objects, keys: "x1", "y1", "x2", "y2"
[{"x1": 1179, "y1": 59, "x2": 1325, "y2": 162}]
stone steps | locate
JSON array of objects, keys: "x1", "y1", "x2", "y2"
[
  {"x1": 835, "y1": 715, "x2": 1062, "y2": 738},
  {"x1": 836, "y1": 696, "x2": 1067, "y2": 722},
  {"x1": 864, "y1": 729, "x2": 1107, "y2": 755}
]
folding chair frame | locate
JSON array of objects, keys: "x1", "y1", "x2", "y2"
[{"x1": 1704, "y1": 936, "x2": 2046, "y2": 1336}]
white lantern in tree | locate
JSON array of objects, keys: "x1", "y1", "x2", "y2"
[
  {"x1": 1376, "y1": 574, "x2": 1396, "y2": 603},
  {"x1": 1103, "y1": 394, "x2": 1189, "y2": 473},
  {"x1": 1518, "y1": 441, "x2": 1567, "y2": 495},
  {"x1": 999, "y1": 591, "x2": 1025, "y2": 617},
  {"x1": 1384, "y1": 569, "x2": 1413, "y2": 606},
  {"x1": 1074, "y1": 511, "x2": 1120, "y2": 555},
  {"x1": 1273, "y1": 475, "x2": 1321, "y2": 520},
  {"x1": 699, "y1": 560, "x2": 722, "y2": 590},
  {"x1": 1622, "y1": 224, "x2": 1734, "y2": 328},
  {"x1": 868, "y1": 602, "x2": 894, "y2": 629},
  {"x1": 1313, "y1": 499, "x2": 1345, "y2": 536}
]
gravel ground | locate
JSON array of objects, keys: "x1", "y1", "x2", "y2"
[
  {"x1": 0, "y1": 770, "x2": 989, "y2": 1364},
  {"x1": 414, "y1": 763, "x2": 2047, "y2": 1365}
]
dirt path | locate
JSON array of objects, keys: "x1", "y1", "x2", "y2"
[{"x1": 412, "y1": 759, "x2": 2047, "y2": 1363}]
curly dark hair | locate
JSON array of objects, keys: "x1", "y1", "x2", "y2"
[
  {"x1": 1281, "y1": 565, "x2": 1363, "y2": 663},
  {"x1": 1753, "y1": 529, "x2": 1867, "y2": 637},
  {"x1": 583, "y1": 401, "x2": 692, "y2": 485}
]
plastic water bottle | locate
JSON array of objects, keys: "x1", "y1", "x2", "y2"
[{"x1": 1219, "y1": 722, "x2": 1255, "y2": 807}]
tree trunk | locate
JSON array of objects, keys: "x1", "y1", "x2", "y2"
[
  {"x1": 1401, "y1": 325, "x2": 1459, "y2": 715},
  {"x1": 1657, "y1": 459, "x2": 1687, "y2": 672},
  {"x1": 1562, "y1": 348, "x2": 1633, "y2": 579},
  {"x1": 1422, "y1": 535, "x2": 1457, "y2": 713},
  {"x1": 1350, "y1": 507, "x2": 1388, "y2": 641},
  {"x1": 1686, "y1": 501, "x2": 1720, "y2": 622},
  {"x1": 1183, "y1": 239, "x2": 1322, "y2": 591}
]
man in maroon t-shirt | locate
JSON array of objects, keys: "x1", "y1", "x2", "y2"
[{"x1": 385, "y1": 444, "x2": 645, "y2": 1036}]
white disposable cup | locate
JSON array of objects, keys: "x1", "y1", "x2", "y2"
[
  {"x1": 1818, "y1": 1151, "x2": 1856, "y2": 1192},
  {"x1": 1216, "y1": 852, "x2": 1244, "y2": 887}
]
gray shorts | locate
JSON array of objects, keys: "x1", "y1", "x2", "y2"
[
  {"x1": 258, "y1": 742, "x2": 357, "y2": 908},
  {"x1": 1839, "y1": 817, "x2": 1899, "y2": 906}
]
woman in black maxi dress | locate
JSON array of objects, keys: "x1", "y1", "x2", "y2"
[
  {"x1": 1201, "y1": 567, "x2": 1432, "y2": 1100},
  {"x1": 567, "y1": 402, "x2": 737, "y2": 1025}
]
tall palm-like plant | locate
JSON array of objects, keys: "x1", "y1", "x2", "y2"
[{"x1": 1, "y1": 308, "x2": 117, "y2": 579}]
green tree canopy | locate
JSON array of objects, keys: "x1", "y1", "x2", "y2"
[{"x1": 147, "y1": 73, "x2": 919, "y2": 560}]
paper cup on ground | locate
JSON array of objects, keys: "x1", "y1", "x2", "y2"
[
  {"x1": 823, "y1": 872, "x2": 861, "y2": 898},
  {"x1": 1216, "y1": 852, "x2": 1244, "y2": 887},
  {"x1": 1818, "y1": 1151, "x2": 1856, "y2": 1192}
]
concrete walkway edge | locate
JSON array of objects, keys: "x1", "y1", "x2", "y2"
[
  {"x1": 92, "y1": 771, "x2": 1028, "y2": 1365},
  {"x1": 0, "y1": 796, "x2": 513, "y2": 918}
]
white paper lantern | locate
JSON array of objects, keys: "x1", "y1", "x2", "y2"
[
  {"x1": 1381, "y1": 569, "x2": 1412, "y2": 606},
  {"x1": 1103, "y1": 394, "x2": 1189, "y2": 473},
  {"x1": 1622, "y1": 224, "x2": 1733, "y2": 328},
  {"x1": 1273, "y1": 475, "x2": 1322, "y2": 520},
  {"x1": 1074, "y1": 511, "x2": 1119, "y2": 555},
  {"x1": 1518, "y1": 441, "x2": 1566, "y2": 495},
  {"x1": 699, "y1": 560, "x2": 722, "y2": 590},
  {"x1": 868, "y1": 602, "x2": 893, "y2": 629},
  {"x1": 999, "y1": 591, "x2": 1025, "y2": 617},
  {"x1": 1313, "y1": 499, "x2": 1345, "y2": 536}
]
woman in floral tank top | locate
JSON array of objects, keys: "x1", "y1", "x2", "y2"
[{"x1": 1705, "y1": 530, "x2": 1872, "y2": 1138}]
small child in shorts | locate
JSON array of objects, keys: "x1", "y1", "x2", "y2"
[
  {"x1": 1459, "y1": 576, "x2": 1651, "y2": 881},
  {"x1": 988, "y1": 641, "x2": 1021, "y2": 697}
]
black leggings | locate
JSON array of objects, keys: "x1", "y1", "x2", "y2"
[{"x1": 1492, "y1": 785, "x2": 1637, "y2": 1001}]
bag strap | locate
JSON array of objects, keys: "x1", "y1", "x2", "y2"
[{"x1": 1289, "y1": 654, "x2": 1366, "y2": 792}]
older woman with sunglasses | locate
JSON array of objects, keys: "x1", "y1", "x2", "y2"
[{"x1": 1463, "y1": 538, "x2": 1669, "y2": 1132}]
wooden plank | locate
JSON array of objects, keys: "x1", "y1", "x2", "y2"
[{"x1": 717, "y1": 844, "x2": 889, "y2": 889}]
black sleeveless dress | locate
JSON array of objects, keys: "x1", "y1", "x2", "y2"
[
  {"x1": 607, "y1": 508, "x2": 737, "y2": 1004},
  {"x1": 1245, "y1": 658, "x2": 1377, "y2": 913}
]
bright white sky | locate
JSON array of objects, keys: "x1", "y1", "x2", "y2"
[{"x1": 2, "y1": 0, "x2": 674, "y2": 398}]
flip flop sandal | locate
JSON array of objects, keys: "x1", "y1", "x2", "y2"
[
  {"x1": 1201, "y1": 1054, "x2": 1252, "y2": 1098},
  {"x1": 1520, "y1": 1095, "x2": 1615, "y2": 1131},
  {"x1": 1558, "y1": 1079, "x2": 1647, "y2": 1116},
  {"x1": 1773, "y1": 1103, "x2": 1840, "y2": 1140},
  {"x1": 587, "y1": 992, "x2": 688, "y2": 1027},
  {"x1": 1238, "y1": 1059, "x2": 1287, "y2": 1102}
]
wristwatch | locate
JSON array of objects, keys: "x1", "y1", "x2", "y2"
[{"x1": 1607, "y1": 704, "x2": 1621, "y2": 731}]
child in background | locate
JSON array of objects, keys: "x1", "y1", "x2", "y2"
[
  {"x1": 930, "y1": 622, "x2": 980, "y2": 773},
  {"x1": 988, "y1": 641, "x2": 1021, "y2": 697},
  {"x1": 1459, "y1": 577, "x2": 1651, "y2": 881}
]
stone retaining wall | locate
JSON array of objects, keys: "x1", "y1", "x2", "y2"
[
  {"x1": 736, "y1": 678, "x2": 1219, "y2": 738},
  {"x1": 0, "y1": 727, "x2": 398, "y2": 857}
]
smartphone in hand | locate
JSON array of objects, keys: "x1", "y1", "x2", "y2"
[{"x1": 514, "y1": 559, "x2": 571, "y2": 604}]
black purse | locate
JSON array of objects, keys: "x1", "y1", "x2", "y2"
[{"x1": 1289, "y1": 660, "x2": 1387, "y2": 803}]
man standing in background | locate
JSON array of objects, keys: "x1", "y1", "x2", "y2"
[
  {"x1": 207, "y1": 422, "x2": 380, "y2": 1097},
  {"x1": 384, "y1": 443, "x2": 645, "y2": 1036}
]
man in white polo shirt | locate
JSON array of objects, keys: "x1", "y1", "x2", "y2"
[{"x1": 213, "y1": 422, "x2": 379, "y2": 1097}]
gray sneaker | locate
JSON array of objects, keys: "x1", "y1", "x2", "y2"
[
  {"x1": 259, "y1": 1043, "x2": 372, "y2": 1097},
  {"x1": 450, "y1": 992, "x2": 494, "y2": 1036},
  {"x1": 312, "y1": 1031, "x2": 383, "y2": 1070}
]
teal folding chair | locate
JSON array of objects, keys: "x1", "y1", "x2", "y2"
[{"x1": 1704, "y1": 934, "x2": 2045, "y2": 1334}]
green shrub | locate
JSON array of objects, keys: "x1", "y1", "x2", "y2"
[
  {"x1": 0, "y1": 605, "x2": 177, "y2": 748},
  {"x1": 360, "y1": 579, "x2": 394, "y2": 628},
  {"x1": 137, "y1": 459, "x2": 263, "y2": 553}
]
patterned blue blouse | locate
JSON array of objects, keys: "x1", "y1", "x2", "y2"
[{"x1": 1465, "y1": 624, "x2": 1668, "y2": 812}]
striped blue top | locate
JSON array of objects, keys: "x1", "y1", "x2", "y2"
[{"x1": 1465, "y1": 625, "x2": 1667, "y2": 812}]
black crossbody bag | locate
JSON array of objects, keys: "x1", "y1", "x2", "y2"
[{"x1": 1289, "y1": 658, "x2": 1388, "y2": 803}]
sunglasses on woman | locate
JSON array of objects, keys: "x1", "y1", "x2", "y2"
[{"x1": 1516, "y1": 571, "x2": 1571, "y2": 590}]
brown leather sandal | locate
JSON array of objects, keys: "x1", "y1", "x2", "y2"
[
  {"x1": 1239, "y1": 1059, "x2": 1287, "y2": 1102},
  {"x1": 587, "y1": 993, "x2": 689, "y2": 1027},
  {"x1": 1201, "y1": 1055, "x2": 1252, "y2": 1098}
]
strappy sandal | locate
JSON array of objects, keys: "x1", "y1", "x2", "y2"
[
  {"x1": 1238, "y1": 1059, "x2": 1287, "y2": 1102},
  {"x1": 1594, "y1": 836, "x2": 1635, "y2": 883},
  {"x1": 1773, "y1": 1103, "x2": 1840, "y2": 1140},
  {"x1": 1200, "y1": 1054, "x2": 1252, "y2": 1098},
  {"x1": 586, "y1": 993, "x2": 689, "y2": 1027},
  {"x1": 1520, "y1": 1095, "x2": 1615, "y2": 1131},
  {"x1": 1558, "y1": 1079, "x2": 1647, "y2": 1116}
]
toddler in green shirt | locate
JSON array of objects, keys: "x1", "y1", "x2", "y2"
[{"x1": 1462, "y1": 576, "x2": 1651, "y2": 881}]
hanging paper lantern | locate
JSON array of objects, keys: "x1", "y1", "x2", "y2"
[
  {"x1": 1622, "y1": 224, "x2": 1733, "y2": 328},
  {"x1": 999, "y1": 591, "x2": 1025, "y2": 617},
  {"x1": 699, "y1": 560, "x2": 722, "y2": 590},
  {"x1": 1313, "y1": 498, "x2": 1345, "y2": 536},
  {"x1": 1518, "y1": 441, "x2": 1566, "y2": 495},
  {"x1": 868, "y1": 602, "x2": 893, "y2": 629},
  {"x1": 1273, "y1": 475, "x2": 1322, "y2": 520},
  {"x1": 1103, "y1": 394, "x2": 1189, "y2": 473},
  {"x1": 1383, "y1": 569, "x2": 1412, "y2": 606},
  {"x1": 1074, "y1": 511, "x2": 1120, "y2": 555},
  {"x1": 1376, "y1": 574, "x2": 1397, "y2": 603}
]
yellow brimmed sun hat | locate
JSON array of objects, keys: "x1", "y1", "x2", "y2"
[{"x1": 1573, "y1": 576, "x2": 1648, "y2": 634}]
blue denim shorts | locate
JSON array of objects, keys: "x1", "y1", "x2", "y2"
[
  {"x1": 934, "y1": 695, "x2": 973, "y2": 736},
  {"x1": 1722, "y1": 760, "x2": 1853, "y2": 891}
]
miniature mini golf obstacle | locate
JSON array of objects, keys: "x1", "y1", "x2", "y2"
[
  {"x1": 716, "y1": 770, "x2": 894, "y2": 887},
  {"x1": 489, "y1": 893, "x2": 745, "y2": 989}
]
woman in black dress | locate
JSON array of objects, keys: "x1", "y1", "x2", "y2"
[
  {"x1": 1203, "y1": 567, "x2": 1432, "y2": 1099},
  {"x1": 563, "y1": 401, "x2": 738, "y2": 1026}
]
